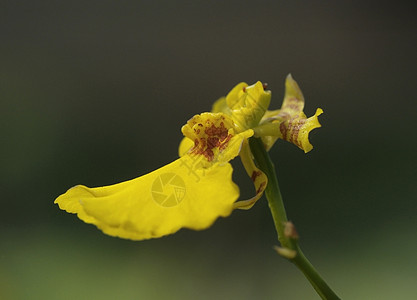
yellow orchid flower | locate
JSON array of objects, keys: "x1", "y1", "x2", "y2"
[
  {"x1": 55, "y1": 75, "x2": 322, "y2": 241},
  {"x1": 254, "y1": 74, "x2": 323, "y2": 152}
]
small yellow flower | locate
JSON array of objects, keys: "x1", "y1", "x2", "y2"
[
  {"x1": 254, "y1": 74, "x2": 323, "y2": 152},
  {"x1": 55, "y1": 75, "x2": 322, "y2": 240}
]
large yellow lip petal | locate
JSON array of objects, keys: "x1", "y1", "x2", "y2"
[
  {"x1": 178, "y1": 137, "x2": 194, "y2": 157},
  {"x1": 55, "y1": 155, "x2": 239, "y2": 241}
]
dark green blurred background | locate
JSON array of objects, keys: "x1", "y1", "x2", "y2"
[{"x1": 1, "y1": 1, "x2": 416, "y2": 299}]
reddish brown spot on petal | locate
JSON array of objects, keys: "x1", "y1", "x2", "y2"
[
  {"x1": 219, "y1": 134, "x2": 232, "y2": 150},
  {"x1": 207, "y1": 136, "x2": 219, "y2": 149},
  {"x1": 280, "y1": 122, "x2": 288, "y2": 140},
  {"x1": 256, "y1": 182, "x2": 266, "y2": 194},
  {"x1": 191, "y1": 120, "x2": 233, "y2": 162},
  {"x1": 289, "y1": 118, "x2": 305, "y2": 147},
  {"x1": 251, "y1": 170, "x2": 262, "y2": 182},
  {"x1": 277, "y1": 111, "x2": 291, "y2": 120}
]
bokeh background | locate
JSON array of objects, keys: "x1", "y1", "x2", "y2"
[{"x1": 1, "y1": 1, "x2": 416, "y2": 299}]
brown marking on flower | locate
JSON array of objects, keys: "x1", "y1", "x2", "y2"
[
  {"x1": 282, "y1": 98, "x2": 303, "y2": 113},
  {"x1": 280, "y1": 122, "x2": 288, "y2": 140},
  {"x1": 256, "y1": 182, "x2": 266, "y2": 194},
  {"x1": 251, "y1": 170, "x2": 262, "y2": 182},
  {"x1": 276, "y1": 111, "x2": 291, "y2": 121},
  {"x1": 191, "y1": 120, "x2": 233, "y2": 162},
  {"x1": 219, "y1": 134, "x2": 232, "y2": 150},
  {"x1": 289, "y1": 118, "x2": 306, "y2": 148},
  {"x1": 288, "y1": 119, "x2": 296, "y2": 144},
  {"x1": 262, "y1": 82, "x2": 268, "y2": 90},
  {"x1": 287, "y1": 103, "x2": 301, "y2": 111}
]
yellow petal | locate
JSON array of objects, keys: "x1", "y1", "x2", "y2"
[
  {"x1": 55, "y1": 155, "x2": 239, "y2": 241},
  {"x1": 279, "y1": 108, "x2": 323, "y2": 153},
  {"x1": 181, "y1": 112, "x2": 253, "y2": 168},
  {"x1": 226, "y1": 82, "x2": 248, "y2": 109},
  {"x1": 178, "y1": 82, "x2": 268, "y2": 158},
  {"x1": 256, "y1": 108, "x2": 323, "y2": 153},
  {"x1": 257, "y1": 74, "x2": 323, "y2": 152},
  {"x1": 211, "y1": 96, "x2": 231, "y2": 114},
  {"x1": 178, "y1": 97, "x2": 232, "y2": 157},
  {"x1": 178, "y1": 137, "x2": 194, "y2": 157},
  {"x1": 281, "y1": 73, "x2": 305, "y2": 115},
  {"x1": 233, "y1": 140, "x2": 267, "y2": 210},
  {"x1": 225, "y1": 81, "x2": 271, "y2": 131}
]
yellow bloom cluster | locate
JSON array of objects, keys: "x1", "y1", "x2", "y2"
[{"x1": 55, "y1": 75, "x2": 322, "y2": 240}]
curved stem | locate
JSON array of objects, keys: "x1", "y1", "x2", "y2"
[{"x1": 249, "y1": 137, "x2": 340, "y2": 300}]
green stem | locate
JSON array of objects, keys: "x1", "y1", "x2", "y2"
[{"x1": 249, "y1": 137, "x2": 340, "y2": 300}]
